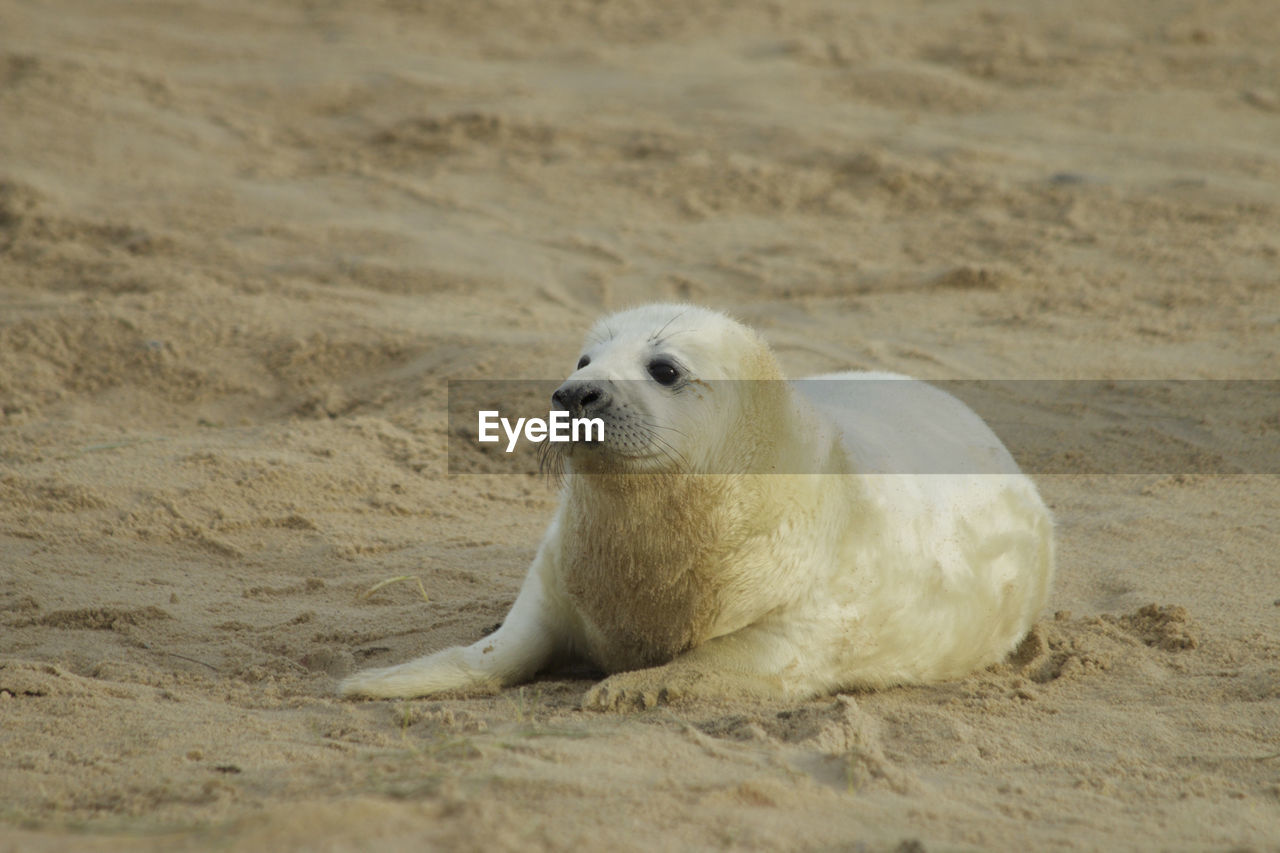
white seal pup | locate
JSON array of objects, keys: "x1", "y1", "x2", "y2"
[{"x1": 340, "y1": 304, "x2": 1054, "y2": 708}]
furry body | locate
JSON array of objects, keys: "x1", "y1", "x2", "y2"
[{"x1": 339, "y1": 305, "x2": 1054, "y2": 707}]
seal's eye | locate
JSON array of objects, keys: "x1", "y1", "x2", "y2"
[
  {"x1": 576, "y1": 356, "x2": 590, "y2": 370},
  {"x1": 647, "y1": 358, "x2": 680, "y2": 387}
]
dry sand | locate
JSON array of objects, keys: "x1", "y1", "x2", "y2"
[{"x1": 2, "y1": 1, "x2": 1278, "y2": 850}]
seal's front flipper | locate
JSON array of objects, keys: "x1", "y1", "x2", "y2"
[
  {"x1": 581, "y1": 623, "x2": 811, "y2": 711},
  {"x1": 339, "y1": 569, "x2": 561, "y2": 700}
]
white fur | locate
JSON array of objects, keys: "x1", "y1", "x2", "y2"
[{"x1": 340, "y1": 305, "x2": 1054, "y2": 705}]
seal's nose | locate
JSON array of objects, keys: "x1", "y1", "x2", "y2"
[{"x1": 552, "y1": 380, "x2": 610, "y2": 416}]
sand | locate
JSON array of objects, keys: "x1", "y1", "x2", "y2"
[{"x1": 1, "y1": 0, "x2": 1278, "y2": 850}]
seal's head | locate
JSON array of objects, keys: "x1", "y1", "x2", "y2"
[{"x1": 548, "y1": 304, "x2": 786, "y2": 475}]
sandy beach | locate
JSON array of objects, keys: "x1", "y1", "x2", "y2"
[{"x1": 2, "y1": 1, "x2": 1278, "y2": 849}]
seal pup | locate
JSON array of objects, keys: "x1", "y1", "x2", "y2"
[{"x1": 340, "y1": 304, "x2": 1054, "y2": 708}]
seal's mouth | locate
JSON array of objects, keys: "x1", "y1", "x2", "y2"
[
  {"x1": 539, "y1": 381, "x2": 691, "y2": 476},
  {"x1": 539, "y1": 425, "x2": 685, "y2": 479}
]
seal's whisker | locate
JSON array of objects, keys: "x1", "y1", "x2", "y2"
[
  {"x1": 650, "y1": 327, "x2": 694, "y2": 348},
  {"x1": 640, "y1": 418, "x2": 690, "y2": 450},
  {"x1": 538, "y1": 438, "x2": 566, "y2": 485},
  {"x1": 638, "y1": 422, "x2": 689, "y2": 472},
  {"x1": 640, "y1": 419, "x2": 688, "y2": 438},
  {"x1": 647, "y1": 309, "x2": 687, "y2": 345}
]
